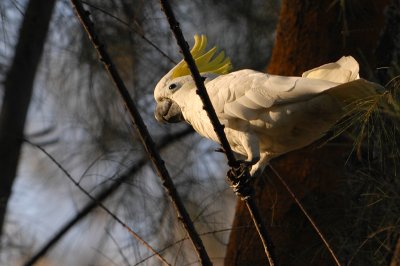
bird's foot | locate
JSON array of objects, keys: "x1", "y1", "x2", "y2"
[
  {"x1": 214, "y1": 148, "x2": 225, "y2": 153},
  {"x1": 244, "y1": 156, "x2": 260, "y2": 166},
  {"x1": 226, "y1": 160, "x2": 255, "y2": 200}
]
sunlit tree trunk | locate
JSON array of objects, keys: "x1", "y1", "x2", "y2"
[
  {"x1": 0, "y1": 0, "x2": 56, "y2": 237},
  {"x1": 225, "y1": 1, "x2": 390, "y2": 265}
]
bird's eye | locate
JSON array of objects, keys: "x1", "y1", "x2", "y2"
[{"x1": 169, "y1": 83, "x2": 177, "y2": 90}]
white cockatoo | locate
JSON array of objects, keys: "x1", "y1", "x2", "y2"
[{"x1": 154, "y1": 35, "x2": 382, "y2": 176}]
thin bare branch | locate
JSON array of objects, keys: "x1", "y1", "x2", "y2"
[
  {"x1": 68, "y1": 1, "x2": 211, "y2": 265},
  {"x1": 135, "y1": 226, "x2": 248, "y2": 266},
  {"x1": 390, "y1": 235, "x2": 400, "y2": 266},
  {"x1": 23, "y1": 139, "x2": 170, "y2": 266},
  {"x1": 105, "y1": 228, "x2": 131, "y2": 266},
  {"x1": 159, "y1": 1, "x2": 277, "y2": 265},
  {"x1": 81, "y1": 0, "x2": 176, "y2": 65},
  {"x1": 269, "y1": 165, "x2": 341, "y2": 266},
  {"x1": 23, "y1": 127, "x2": 192, "y2": 265}
]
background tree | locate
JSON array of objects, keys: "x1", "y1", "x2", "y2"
[
  {"x1": 225, "y1": 1, "x2": 400, "y2": 265},
  {"x1": 0, "y1": 0, "x2": 56, "y2": 238}
]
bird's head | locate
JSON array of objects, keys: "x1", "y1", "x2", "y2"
[{"x1": 154, "y1": 34, "x2": 231, "y2": 123}]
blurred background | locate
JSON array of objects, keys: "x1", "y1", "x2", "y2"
[
  {"x1": 1, "y1": 0, "x2": 400, "y2": 265},
  {"x1": 0, "y1": 0, "x2": 279, "y2": 265}
]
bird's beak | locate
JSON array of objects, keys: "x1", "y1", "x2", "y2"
[{"x1": 155, "y1": 99, "x2": 184, "y2": 123}]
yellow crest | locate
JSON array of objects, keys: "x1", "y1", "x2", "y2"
[{"x1": 171, "y1": 34, "x2": 232, "y2": 79}]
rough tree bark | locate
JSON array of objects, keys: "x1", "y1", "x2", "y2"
[
  {"x1": 0, "y1": 0, "x2": 56, "y2": 237},
  {"x1": 225, "y1": 1, "x2": 390, "y2": 265}
]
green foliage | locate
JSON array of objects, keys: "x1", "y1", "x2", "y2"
[{"x1": 330, "y1": 77, "x2": 400, "y2": 265}]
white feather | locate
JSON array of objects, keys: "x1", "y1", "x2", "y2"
[{"x1": 154, "y1": 56, "x2": 382, "y2": 176}]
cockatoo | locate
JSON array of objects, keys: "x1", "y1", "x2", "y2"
[{"x1": 154, "y1": 35, "x2": 382, "y2": 177}]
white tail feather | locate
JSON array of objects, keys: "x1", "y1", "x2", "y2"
[{"x1": 302, "y1": 56, "x2": 360, "y2": 83}]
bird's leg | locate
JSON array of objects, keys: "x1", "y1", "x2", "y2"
[
  {"x1": 226, "y1": 131, "x2": 260, "y2": 199},
  {"x1": 238, "y1": 131, "x2": 260, "y2": 166},
  {"x1": 250, "y1": 152, "x2": 271, "y2": 178}
]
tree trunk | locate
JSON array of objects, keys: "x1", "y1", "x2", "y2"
[
  {"x1": 225, "y1": 1, "x2": 390, "y2": 265},
  {"x1": 0, "y1": 0, "x2": 56, "y2": 237}
]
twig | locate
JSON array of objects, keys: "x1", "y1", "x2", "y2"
[
  {"x1": 269, "y1": 165, "x2": 341, "y2": 266},
  {"x1": 105, "y1": 228, "x2": 131, "y2": 266},
  {"x1": 81, "y1": 1, "x2": 176, "y2": 65},
  {"x1": 390, "y1": 234, "x2": 400, "y2": 266},
  {"x1": 134, "y1": 226, "x2": 248, "y2": 266},
  {"x1": 24, "y1": 128, "x2": 193, "y2": 265},
  {"x1": 23, "y1": 140, "x2": 170, "y2": 266},
  {"x1": 347, "y1": 225, "x2": 397, "y2": 266},
  {"x1": 68, "y1": 1, "x2": 211, "y2": 265},
  {"x1": 159, "y1": 1, "x2": 236, "y2": 167},
  {"x1": 159, "y1": 1, "x2": 277, "y2": 265}
]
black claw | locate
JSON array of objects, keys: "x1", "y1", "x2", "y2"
[
  {"x1": 214, "y1": 148, "x2": 225, "y2": 153},
  {"x1": 226, "y1": 162, "x2": 255, "y2": 199},
  {"x1": 237, "y1": 157, "x2": 259, "y2": 167}
]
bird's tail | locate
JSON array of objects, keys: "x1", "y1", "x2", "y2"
[
  {"x1": 303, "y1": 56, "x2": 383, "y2": 103},
  {"x1": 324, "y1": 79, "x2": 383, "y2": 104},
  {"x1": 302, "y1": 56, "x2": 360, "y2": 83}
]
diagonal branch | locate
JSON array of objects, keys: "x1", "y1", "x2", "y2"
[
  {"x1": 159, "y1": 1, "x2": 277, "y2": 265},
  {"x1": 23, "y1": 127, "x2": 193, "y2": 265},
  {"x1": 269, "y1": 165, "x2": 341, "y2": 266},
  {"x1": 81, "y1": 1, "x2": 176, "y2": 65},
  {"x1": 23, "y1": 140, "x2": 170, "y2": 266},
  {"x1": 68, "y1": 1, "x2": 212, "y2": 265}
]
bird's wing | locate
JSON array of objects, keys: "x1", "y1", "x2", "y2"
[{"x1": 207, "y1": 69, "x2": 341, "y2": 121}]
